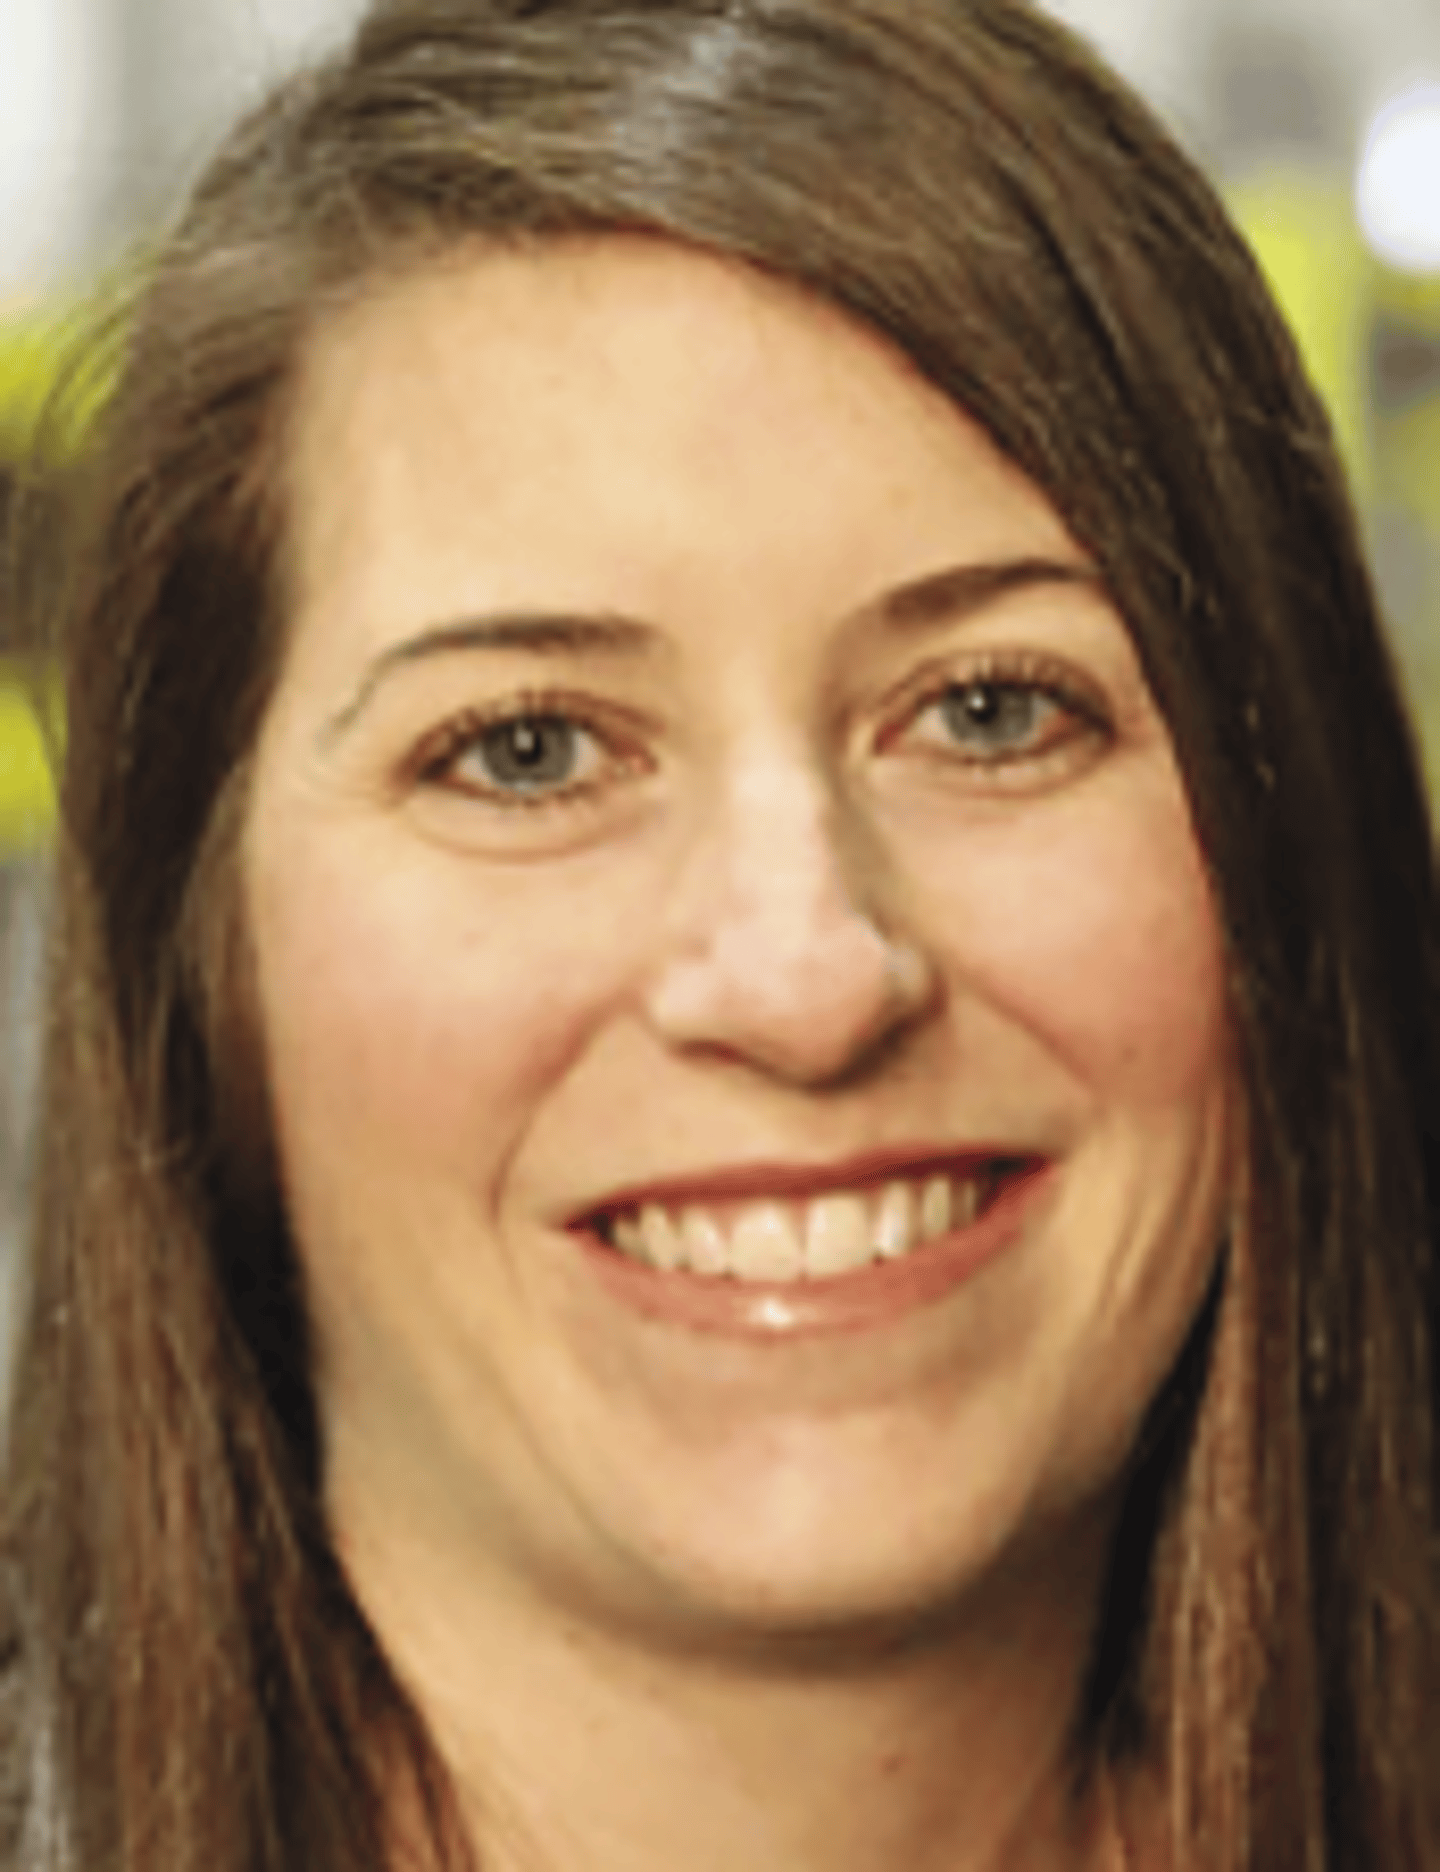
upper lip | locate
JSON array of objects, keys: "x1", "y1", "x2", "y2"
[{"x1": 568, "y1": 1142, "x2": 1044, "y2": 1225}]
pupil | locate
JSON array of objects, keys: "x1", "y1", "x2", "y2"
[
  {"x1": 943, "y1": 682, "x2": 1036, "y2": 744},
  {"x1": 481, "y1": 716, "x2": 576, "y2": 788},
  {"x1": 510, "y1": 723, "x2": 546, "y2": 765}
]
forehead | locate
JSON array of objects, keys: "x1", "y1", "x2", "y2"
[
  {"x1": 282, "y1": 237, "x2": 1083, "y2": 659},
  {"x1": 294, "y1": 234, "x2": 936, "y2": 429}
]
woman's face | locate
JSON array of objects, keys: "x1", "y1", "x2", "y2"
[{"x1": 244, "y1": 239, "x2": 1232, "y2": 1641}]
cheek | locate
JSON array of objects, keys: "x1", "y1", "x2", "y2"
[
  {"x1": 919, "y1": 780, "x2": 1227, "y2": 1105},
  {"x1": 248, "y1": 834, "x2": 648, "y2": 1186}
]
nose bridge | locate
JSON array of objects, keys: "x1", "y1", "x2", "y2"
[
  {"x1": 725, "y1": 746, "x2": 857, "y2": 952},
  {"x1": 644, "y1": 738, "x2": 934, "y2": 1080}
]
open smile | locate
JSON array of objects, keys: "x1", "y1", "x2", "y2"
[{"x1": 572, "y1": 1150, "x2": 1053, "y2": 1336}]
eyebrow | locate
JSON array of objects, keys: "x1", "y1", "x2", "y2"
[
  {"x1": 323, "y1": 612, "x2": 657, "y2": 743},
  {"x1": 865, "y1": 555, "x2": 1102, "y2": 633},
  {"x1": 322, "y1": 555, "x2": 1102, "y2": 743}
]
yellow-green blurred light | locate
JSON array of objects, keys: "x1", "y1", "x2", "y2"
[{"x1": 0, "y1": 673, "x2": 55, "y2": 853}]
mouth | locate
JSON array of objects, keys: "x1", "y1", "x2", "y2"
[{"x1": 580, "y1": 1151, "x2": 1041, "y2": 1288}]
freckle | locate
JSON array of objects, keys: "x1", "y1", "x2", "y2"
[{"x1": 877, "y1": 1750, "x2": 905, "y2": 1778}]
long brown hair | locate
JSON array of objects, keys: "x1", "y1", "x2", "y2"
[{"x1": 5, "y1": 2, "x2": 1438, "y2": 1866}]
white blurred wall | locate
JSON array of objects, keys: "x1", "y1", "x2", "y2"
[
  {"x1": 1047, "y1": 0, "x2": 1214, "y2": 129},
  {"x1": 0, "y1": 0, "x2": 120, "y2": 298},
  {"x1": 0, "y1": 0, "x2": 362, "y2": 299},
  {"x1": 117, "y1": 0, "x2": 364, "y2": 220}
]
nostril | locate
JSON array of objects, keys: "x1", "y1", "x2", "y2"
[
  {"x1": 642, "y1": 774, "x2": 935, "y2": 1074},
  {"x1": 646, "y1": 906, "x2": 936, "y2": 1081}
]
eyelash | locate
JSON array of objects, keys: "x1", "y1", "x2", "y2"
[
  {"x1": 886, "y1": 650, "x2": 1113, "y2": 773},
  {"x1": 408, "y1": 688, "x2": 641, "y2": 812},
  {"x1": 406, "y1": 653, "x2": 1112, "y2": 813}
]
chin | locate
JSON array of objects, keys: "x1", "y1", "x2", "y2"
[{"x1": 557, "y1": 1454, "x2": 1119, "y2": 1659}]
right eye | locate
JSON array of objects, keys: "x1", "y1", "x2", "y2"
[
  {"x1": 452, "y1": 714, "x2": 595, "y2": 795},
  {"x1": 417, "y1": 705, "x2": 613, "y2": 808}
]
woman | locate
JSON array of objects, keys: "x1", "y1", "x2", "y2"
[{"x1": 4, "y1": 1, "x2": 1438, "y2": 1867}]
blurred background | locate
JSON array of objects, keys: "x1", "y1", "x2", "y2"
[{"x1": 1, "y1": 0, "x2": 1439, "y2": 1392}]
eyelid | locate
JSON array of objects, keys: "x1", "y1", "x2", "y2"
[
  {"x1": 877, "y1": 647, "x2": 1114, "y2": 746},
  {"x1": 402, "y1": 687, "x2": 654, "y2": 807},
  {"x1": 865, "y1": 650, "x2": 1117, "y2": 802}
]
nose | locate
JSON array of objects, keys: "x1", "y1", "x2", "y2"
[{"x1": 643, "y1": 754, "x2": 938, "y2": 1084}]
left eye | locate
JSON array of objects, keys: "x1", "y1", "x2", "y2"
[{"x1": 920, "y1": 680, "x2": 1069, "y2": 759}]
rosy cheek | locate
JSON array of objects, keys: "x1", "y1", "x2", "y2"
[
  {"x1": 252, "y1": 839, "x2": 643, "y2": 1173},
  {"x1": 921, "y1": 790, "x2": 1226, "y2": 1104}
]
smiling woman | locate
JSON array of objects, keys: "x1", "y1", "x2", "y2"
[
  {"x1": 3, "y1": 4, "x2": 1439, "y2": 1872},
  {"x1": 248, "y1": 244, "x2": 1231, "y2": 1672}
]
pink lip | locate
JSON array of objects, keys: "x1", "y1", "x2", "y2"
[
  {"x1": 570, "y1": 1154, "x2": 1054, "y2": 1340},
  {"x1": 573, "y1": 1142, "x2": 1027, "y2": 1220}
]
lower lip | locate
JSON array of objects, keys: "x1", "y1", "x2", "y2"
[{"x1": 574, "y1": 1161, "x2": 1055, "y2": 1339}]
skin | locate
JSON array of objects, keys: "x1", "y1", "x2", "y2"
[{"x1": 243, "y1": 239, "x2": 1229, "y2": 1870}]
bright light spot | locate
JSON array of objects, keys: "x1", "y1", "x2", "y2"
[{"x1": 1357, "y1": 83, "x2": 1440, "y2": 274}]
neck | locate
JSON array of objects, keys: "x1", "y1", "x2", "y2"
[{"x1": 350, "y1": 1503, "x2": 1131, "y2": 1872}]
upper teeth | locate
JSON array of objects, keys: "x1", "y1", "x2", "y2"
[{"x1": 607, "y1": 1169, "x2": 994, "y2": 1283}]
